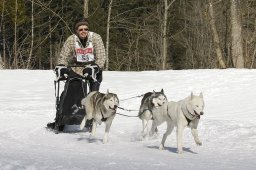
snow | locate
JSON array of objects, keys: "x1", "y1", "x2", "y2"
[{"x1": 0, "y1": 69, "x2": 256, "y2": 170}]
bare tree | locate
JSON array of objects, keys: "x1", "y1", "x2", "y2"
[
  {"x1": 27, "y1": 0, "x2": 34, "y2": 69},
  {"x1": 0, "y1": 54, "x2": 3, "y2": 69},
  {"x1": 208, "y1": 2, "x2": 226, "y2": 68},
  {"x1": 162, "y1": 0, "x2": 175, "y2": 70},
  {"x1": 105, "y1": 0, "x2": 113, "y2": 71},
  {"x1": 49, "y1": 15, "x2": 53, "y2": 69},
  {"x1": 230, "y1": 0, "x2": 244, "y2": 68},
  {"x1": 0, "y1": 0, "x2": 5, "y2": 68},
  {"x1": 84, "y1": 0, "x2": 89, "y2": 18},
  {"x1": 13, "y1": 0, "x2": 18, "y2": 68},
  {"x1": 242, "y1": 0, "x2": 256, "y2": 68}
]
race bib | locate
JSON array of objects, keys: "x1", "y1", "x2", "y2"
[
  {"x1": 76, "y1": 48, "x2": 94, "y2": 62},
  {"x1": 74, "y1": 33, "x2": 95, "y2": 63}
]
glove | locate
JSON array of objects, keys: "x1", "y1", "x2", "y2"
[
  {"x1": 54, "y1": 64, "x2": 70, "y2": 80},
  {"x1": 83, "y1": 64, "x2": 100, "y2": 82}
]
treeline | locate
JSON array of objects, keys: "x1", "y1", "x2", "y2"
[{"x1": 0, "y1": 0, "x2": 255, "y2": 70}]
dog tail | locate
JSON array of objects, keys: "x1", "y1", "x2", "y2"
[{"x1": 80, "y1": 117, "x2": 86, "y2": 130}]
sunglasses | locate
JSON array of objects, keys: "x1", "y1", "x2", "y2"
[{"x1": 78, "y1": 28, "x2": 89, "y2": 32}]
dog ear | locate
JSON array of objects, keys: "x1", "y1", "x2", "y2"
[
  {"x1": 190, "y1": 92, "x2": 194, "y2": 100},
  {"x1": 199, "y1": 92, "x2": 203, "y2": 98},
  {"x1": 161, "y1": 88, "x2": 164, "y2": 93},
  {"x1": 107, "y1": 89, "x2": 110, "y2": 94},
  {"x1": 153, "y1": 90, "x2": 156, "y2": 95}
]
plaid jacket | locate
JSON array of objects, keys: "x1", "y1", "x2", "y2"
[{"x1": 58, "y1": 32, "x2": 106, "y2": 72}]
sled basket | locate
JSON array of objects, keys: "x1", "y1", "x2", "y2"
[{"x1": 55, "y1": 72, "x2": 87, "y2": 127}]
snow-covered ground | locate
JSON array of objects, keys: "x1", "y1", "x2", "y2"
[{"x1": 0, "y1": 69, "x2": 256, "y2": 170}]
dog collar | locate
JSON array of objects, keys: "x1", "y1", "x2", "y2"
[{"x1": 184, "y1": 111, "x2": 200, "y2": 125}]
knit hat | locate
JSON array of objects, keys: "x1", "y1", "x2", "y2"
[{"x1": 74, "y1": 18, "x2": 89, "y2": 31}]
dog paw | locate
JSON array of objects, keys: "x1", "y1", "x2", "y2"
[
  {"x1": 159, "y1": 144, "x2": 165, "y2": 150},
  {"x1": 177, "y1": 150, "x2": 183, "y2": 154},
  {"x1": 90, "y1": 133, "x2": 95, "y2": 138},
  {"x1": 149, "y1": 132, "x2": 156, "y2": 137},
  {"x1": 149, "y1": 130, "x2": 154, "y2": 136},
  {"x1": 103, "y1": 134, "x2": 109, "y2": 144},
  {"x1": 142, "y1": 135, "x2": 148, "y2": 140},
  {"x1": 196, "y1": 141, "x2": 202, "y2": 146},
  {"x1": 103, "y1": 138, "x2": 108, "y2": 144}
]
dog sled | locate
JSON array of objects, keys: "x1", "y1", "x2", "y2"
[{"x1": 47, "y1": 66, "x2": 92, "y2": 133}]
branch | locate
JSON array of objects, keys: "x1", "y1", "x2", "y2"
[
  {"x1": 27, "y1": 0, "x2": 72, "y2": 33},
  {"x1": 167, "y1": 0, "x2": 176, "y2": 10}
]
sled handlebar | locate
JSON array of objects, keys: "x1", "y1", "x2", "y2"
[
  {"x1": 67, "y1": 61, "x2": 95, "y2": 68},
  {"x1": 56, "y1": 76, "x2": 87, "y2": 82}
]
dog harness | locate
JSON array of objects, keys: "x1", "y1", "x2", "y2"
[
  {"x1": 100, "y1": 106, "x2": 116, "y2": 122},
  {"x1": 101, "y1": 110, "x2": 108, "y2": 122},
  {"x1": 184, "y1": 111, "x2": 200, "y2": 125},
  {"x1": 139, "y1": 108, "x2": 154, "y2": 119}
]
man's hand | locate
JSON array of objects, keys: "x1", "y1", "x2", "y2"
[
  {"x1": 83, "y1": 64, "x2": 100, "y2": 81},
  {"x1": 54, "y1": 64, "x2": 69, "y2": 80}
]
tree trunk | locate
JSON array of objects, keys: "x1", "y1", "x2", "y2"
[
  {"x1": 0, "y1": 0, "x2": 5, "y2": 68},
  {"x1": 2, "y1": 24, "x2": 6, "y2": 68},
  {"x1": 162, "y1": 0, "x2": 175, "y2": 70},
  {"x1": 84, "y1": 0, "x2": 89, "y2": 18},
  {"x1": 27, "y1": 0, "x2": 34, "y2": 69},
  {"x1": 14, "y1": 0, "x2": 18, "y2": 68},
  {"x1": 0, "y1": 54, "x2": 3, "y2": 69},
  {"x1": 208, "y1": 2, "x2": 226, "y2": 69},
  {"x1": 230, "y1": 0, "x2": 244, "y2": 68},
  {"x1": 162, "y1": 0, "x2": 168, "y2": 70},
  {"x1": 250, "y1": 47, "x2": 256, "y2": 68},
  {"x1": 105, "y1": 0, "x2": 113, "y2": 71},
  {"x1": 49, "y1": 16, "x2": 53, "y2": 69}
]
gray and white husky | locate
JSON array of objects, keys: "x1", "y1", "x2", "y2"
[
  {"x1": 80, "y1": 90, "x2": 119, "y2": 143},
  {"x1": 159, "y1": 92, "x2": 205, "y2": 154},
  {"x1": 138, "y1": 89, "x2": 167, "y2": 137}
]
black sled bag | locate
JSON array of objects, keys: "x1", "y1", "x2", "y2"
[{"x1": 55, "y1": 74, "x2": 87, "y2": 129}]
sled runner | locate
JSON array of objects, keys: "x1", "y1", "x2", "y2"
[{"x1": 47, "y1": 67, "x2": 92, "y2": 133}]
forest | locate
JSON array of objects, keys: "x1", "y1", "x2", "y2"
[{"x1": 0, "y1": 0, "x2": 255, "y2": 70}]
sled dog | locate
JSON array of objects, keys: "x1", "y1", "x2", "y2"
[
  {"x1": 138, "y1": 89, "x2": 167, "y2": 137},
  {"x1": 80, "y1": 90, "x2": 119, "y2": 143},
  {"x1": 159, "y1": 92, "x2": 204, "y2": 154}
]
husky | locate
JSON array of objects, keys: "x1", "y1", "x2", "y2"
[
  {"x1": 138, "y1": 89, "x2": 167, "y2": 137},
  {"x1": 80, "y1": 90, "x2": 119, "y2": 143},
  {"x1": 159, "y1": 92, "x2": 205, "y2": 154}
]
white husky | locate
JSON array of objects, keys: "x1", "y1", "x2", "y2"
[
  {"x1": 159, "y1": 92, "x2": 205, "y2": 154},
  {"x1": 138, "y1": 89, "x2": 167, "y2": 137},
  {"x1": 80, "y1": 90, "x2": 119, "y2": 143}
]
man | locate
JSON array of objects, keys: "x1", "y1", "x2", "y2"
[
  {"x1": 48, "y1": 18, "x2": 106, "y2": 132},
  {"x1": 56, "y1": 17, "x2": 106, "y2": 91}
]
